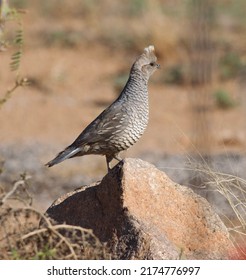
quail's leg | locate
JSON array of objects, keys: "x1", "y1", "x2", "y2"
[
  {"x1": 113, "y1": 153, "x2": 122, "y2": 162},
  {"x1": 106, "y1": 154, "x2": 122, "y2": 172},
  {"x1": 106, "y1": 155, "x2": 113, "y2": 172}
]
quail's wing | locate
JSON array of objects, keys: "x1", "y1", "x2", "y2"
[{"x1": 71, "y1": 101, "x2": 127, "y2": 146}]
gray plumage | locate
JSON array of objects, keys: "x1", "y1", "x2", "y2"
[{"x1": 46, "y1": 46, "x2": 160, "y2": 171}]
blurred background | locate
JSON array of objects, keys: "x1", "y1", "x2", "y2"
[{"x1": 1, "y1": 0, "x2": 246, "y2": 221}]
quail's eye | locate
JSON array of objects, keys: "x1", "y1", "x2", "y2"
[{"x1": 149, "y1": 62, "x2": 155, "y2": 66}]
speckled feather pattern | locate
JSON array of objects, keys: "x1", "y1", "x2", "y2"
[{"x1": 46, "y1": 46, "x2": 159, "y2": 170}]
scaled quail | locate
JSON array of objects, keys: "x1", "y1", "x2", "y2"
[{"x1": 46, "y1": 46, "x2": 160, "y2": 171}]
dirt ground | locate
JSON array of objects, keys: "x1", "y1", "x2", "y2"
[
  {"x1": 1, "y1": 44, "x2": 246, "y2": 152},
  {"x1": 1, "y1": 1, "x2": 246, "y2": 212}
]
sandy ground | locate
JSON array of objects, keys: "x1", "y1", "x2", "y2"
[
  {"x1": 1, "y1": 4, "x2": 246, "y2": 213},
  {"x1": 1, "y1": 45, "x2": 246, "y2": 151}
]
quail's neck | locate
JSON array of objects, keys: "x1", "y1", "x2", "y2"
[
  {"x1": 130, "y1": 70, "x2": 149, "y2": 85},
  {"x1": 124, "y1": 71, "x2": 149, "y2": 95}
]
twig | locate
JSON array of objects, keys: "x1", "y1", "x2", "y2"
[
  {"x1": 21, "y1": 221, "x2": 99, "y2": 260},
  {"x1": 0, "y1": 77, "x2": 29, "y2": 108},
  {"x1": 0, "y1": 174, "x2": 31, "y2": 205}
]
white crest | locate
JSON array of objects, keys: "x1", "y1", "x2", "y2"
[{"x1": 144, "y1": 45, "x2": 155, "y2": 53}]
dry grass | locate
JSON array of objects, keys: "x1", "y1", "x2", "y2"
[
  {"x1": 0, "y1": 175, "x2": 110, "y2": 260},
  {"x1": 185, "y1": 154, "x2": 246, "y2": 259}
]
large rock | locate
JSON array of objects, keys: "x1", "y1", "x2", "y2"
[{"x1": 46, "y1": 158, "x2": 232, "y2": 259}]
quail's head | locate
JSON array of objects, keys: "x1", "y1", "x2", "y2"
[{"x1": 132, "y1": 45, "x2": 160, "y2": 79}]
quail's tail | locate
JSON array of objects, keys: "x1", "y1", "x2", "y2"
[{"x1": 45, "y1": 146, "x2": 81, "y2": 167}]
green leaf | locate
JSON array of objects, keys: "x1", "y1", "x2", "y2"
[
  {"x1": 11, "y1": 50, "x2": 21, "y2": 59},
  {"x1": 0, "y1": 0, "x2": 10, "y2": 20}
]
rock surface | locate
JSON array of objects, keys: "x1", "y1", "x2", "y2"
[{"x1": 46, "y1": 158, "x2": 232, "y2": 259}]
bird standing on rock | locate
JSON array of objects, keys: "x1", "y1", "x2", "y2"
[{"x1": 46, "y1": 46, "x2": 160, "y2": 171}]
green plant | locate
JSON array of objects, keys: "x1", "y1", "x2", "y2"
[
  {"x1": 10, "y1": 27, "x2": 24, "y2": 71},
  {"x1": 0, "y1": 1, "x2": 24, "y2": 71},
  {"x1": 214, "y1": 89, "x2": 237, "y2": 109},
  {"x1": 34, "y1": 245, "x2": 56, "y2": 260},
  {"x1": 40, "y1": 29, "x2": 83, "y2": 48},
  {"x1": 0, "y1": 0, "x2": 28, "y2": 108},
  {"x1": 163, "y1": 64, "x2": 185, "y2": 85},
  {"x1": 219, "y1": 52, "x2": 243, "y2": 80},
  {"x1": 128, "y1": 0, "x2": 147, "y2": 16},
  {"x1": 11, "y1": 248, "x2": 21, "y2": 260}
]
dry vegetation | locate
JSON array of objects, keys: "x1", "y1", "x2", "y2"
[
  {"x1": 185, "y1": 154, "x2": 246, "y2": 259},
  {"x1": 0, "y1": 176, "x2": 110, "y2": 260},
  {"x1": 1, "y1": 0, "x2": 246, "y2": 259}
]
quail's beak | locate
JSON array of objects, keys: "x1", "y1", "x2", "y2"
[{"x1": 156, "y1": 63, "x2": 161, "y2": 69}]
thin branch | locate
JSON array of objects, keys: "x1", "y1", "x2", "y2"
[{"x1": 0, "y1": 77, "x2": 29, "y2": 108}]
